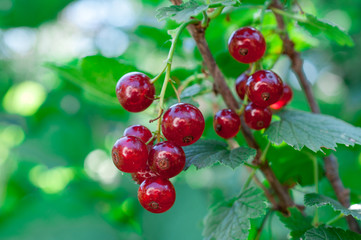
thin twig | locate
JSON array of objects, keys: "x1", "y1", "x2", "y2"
[
  {"x1": 169, "y1": 0, "x2": 295, "y2": 214},
  {"x1": 271, "y1": 0, "x2": 361, "y2": 233}
]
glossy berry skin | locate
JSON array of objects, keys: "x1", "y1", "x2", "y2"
[
  {"x1": 270, "y1": 84, "x2": 293, "y2": 110},
  {"x1": 235, "y1": 73, "x2": 249, "y2": 100},
  {"x1": 214, "y1": 109, "x2": 241, "y2": 139},
  {"x1": 131, "y1": 166, "x2": 158, "y2": 184},
  {"x1": 138, "y1": 177, "x2": 176, "y2": 213},
  {"x1": 124, "y1": 125, "x2": 154, "y2": 151},
  {"x1": 112, "y1": 136, "x2": 148, "y2": 173},
  {"x1": 244, "y1": 103, "x2": 272, "y2": 130},
  {"x1": 246, "y1": 70, "x2": 283, "y2": 108},
  {"x1": 116, "y1": 72, "x2": 155, "y2": 112},
  {"x1": 162, "y1": 103, "x2": 205, "y2": 146},
  {"x1": 228, "y1": 27, "x2": 266, "y2": 64},
  {"x1": 148, "y1": 141, "x2": 185, "y2": 179}
]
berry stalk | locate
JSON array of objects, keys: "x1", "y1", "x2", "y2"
[{"x1": 155, "y1": 19, "x2": 200, "y2": 142}]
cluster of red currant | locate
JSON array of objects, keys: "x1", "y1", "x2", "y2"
[
  {"x1": 112, "y1": 72, "x2": 205, "y2": 213},
  {"x1": 111, "y1": 26, "x2": 293, "y2": 214},
  {"x1": 213, "y1": 27, "x2": 293, "y2": 139}
]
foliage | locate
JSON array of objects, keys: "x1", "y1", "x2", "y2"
[
  {"x1": 265, "y1": 109, "x2": 361, "y2": 152},
  {"x1": 203, "y1": 188, "x2": 267, "y2": 240},
  {"x1": 305, "y1": 193, "x2": 361, "y2": 220},
  {"x1": 183, "y1": 139, "x2": 256, "y2": 169},
  {"x1": 1, "y1": 0, "x2": 361, "y2": 239}
]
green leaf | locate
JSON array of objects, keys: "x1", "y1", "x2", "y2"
[
  {"x1": 183, "y1": 140, "x2": 256, "y2": 170},
  {"x1": 203, "y1": 188, "x2": 267, "y2": 240},
  {"x1": 297, "y1": 13, "x2": 354, "y2": 47},
  {"x1": 48, "y1": 56, "x2": 140, "y2": 105},
  {"x1": 304, "y1": 193, "x2": 361, "y2": 220},
  {"x1": 156, "y1": 0, "x2": 208, "y2": 23},
  {"x1": 304, "y1": 225, "x2": 361, "y2": 240},
  {"x1": 264, "y1": 109, "x2": 361, "y2": 152},
  {"x1": 180, "y1": 84, "x2": 207, "y2": 98},
  {"x1": 0, "y1": 0, "x2": 73, "y2": 28},
  {"x1": 225, "y1": 147, "x2": 257, "y2": 169},
  {"x1": 156, "y1": 0, "x2": 238, "y2": 23},
  {"x1": 278, "y1": 208, "x2": 313, "y2": 240}
]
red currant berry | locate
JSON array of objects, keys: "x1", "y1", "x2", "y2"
[
  {"x1": 270, "y1": 84, "x2": 293, "y2": 110},
  {"x1": 131, "y1": 166, "x2": 158, "y2": 184},
  {"x1": 246, "y1": 70, "x2": 283, "y2": 108},
  {"x1": 138, "y1": 177, "x2": 176, "y2": 213},
  {"x1": 228, "y1": 27, "x2": 266, "y2": 64},
  {"x1": 161, "y1": 103, "x2": 205, "y2": 146},
  {"x1": 235, "y1": 73, "x2": 249, "y2": 100},
  {"x1": 148, "y1": 141, "x2": 185, "y2": 179},
  {"x1": 124, "y1": 125, "x2": 154, "y2": 147},
  {"x1": 112, "y1": 136, "x2": 148, "y2": 173},
  {"x1": 214, "y1": 109, "x2": 241, "y2": 139},
  {"x1": 116, "y1": 72, "x2": 155, "y2": 112},
  {"x1": 244, "y1": 103, "x2": 272, "y2": 130}
]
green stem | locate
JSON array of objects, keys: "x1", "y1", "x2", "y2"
[
  {"x1": 208, "y1": 6, "x2": 225, "y2": 19},
  {"x1": 258, "y1": 0, "x2": 271, "y2": 31},
  {"x1": 271, "y1": 7, "x2": 306, "y2": 23},
  {"x1": 250, "y1": 62, "x2": 257, "y2": 74},
  {"x1": 243, "y1": 168, "x2": 258, "y2": 191},
  {"x1": 201, "y1": 11, "x2": 208, "y2": 28},
  {"x1": 178, "y1": 73, "x2": 206, "y2": 94},
  {"x1": 243, "y1": 162, "x2": 259, "y2": 170},
  {"x1": 150, "y1": 64, "x2": 167, "y2": 84},
  {"x1": 236, "y1": 94, "x2": 248, "y2": 115},
  {"x1": 312, "y1": 156, "x2": 319, "y2": 225},
  {"x1": 260, "y1": 141, "x2": 271, "y2": 163},
  {"x1": 255, "y1": 210, "x2": 272, "y2": 240},
  {"x1": 155, "y1": 19, "x2": 199, "y2": 142},
  {"x1": 326, "y1": 213, "x2": 344, "y2": 226}
]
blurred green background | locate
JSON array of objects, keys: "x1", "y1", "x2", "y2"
[{"x1": 0, "y1": 0, "x2": 361, "y2": 239}]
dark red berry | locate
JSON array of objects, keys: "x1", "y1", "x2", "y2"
[
  {"x1": 112, "y1": 136, "x2": 148, "y2": 173},
  {"x1": 244, "y1": 103, "x2": 272, "y2": 130},
  {"x1": 131, "y1": 166, "x2": 158, "y2": 184},
  {"x1": 235, "y1": 73, "x2": 249, "y2": 100},
  {"x1": 246, "y1": 70, "x2": 283, "y2": 108},
  {"x1": 214, "y1": 109, "x2": 241, "y2": 139},
  {"x1": 228, "y1": 27, "x2": 266, "y2": 64},
  {"x1": 270, "y1": 84, "x2": 293, "y2": 110},
  {"x1": 116, "y1": 72, "x2": 155, "y2": 112},
  {"x1": 138, "y1": 177, "x2": 176, "y2": 213},
  {"x1": 161, "y1": 103, "x2": 205, "y2": 146},
  {"x1": 148, "y1": 141, "x2": 185, "y2": 179},
  {"x1": 124, "y1": 125, "x2": 154, "y2": 149}
]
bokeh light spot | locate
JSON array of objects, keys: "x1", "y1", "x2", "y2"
[
  {"x1": 3, "y1": 81, "x2": 47, "y2": 116},
  {"x1": 84, "y1": 149, "x2": 120, "y2": 185},
  {"x1": 29, "y1": 165, "x2": 75, "y2": 194}
]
